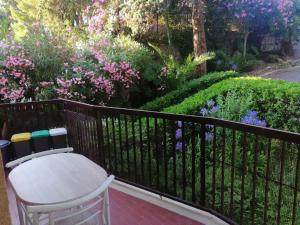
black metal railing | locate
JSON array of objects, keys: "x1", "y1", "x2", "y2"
[{"x1": 1, "y1": 99, "x2": 300, "y2": 225}]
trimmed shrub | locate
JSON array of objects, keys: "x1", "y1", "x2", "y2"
[
  {"x1": 163, "y1": 77, "x2": 300, "y2": 132},
  {"x1": 140, "y1": 71, "x2": 239, "y2": 111}
]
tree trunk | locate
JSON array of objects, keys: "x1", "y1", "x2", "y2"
[
  {"x1": 243, "y1": 31, "x2": 250, "y2": 58},
  {"x1": 192, "y1": 0, "x2": 207, "y2": 76},
  {"x1": 165, "y1": 13, "x2": 172, "y2": 47}
]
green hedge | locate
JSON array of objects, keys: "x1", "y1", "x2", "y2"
[
  {"x1": 163, "y1": 76, "x2": 300, "y2": 132},
  {"x1": 163, "y1": 77, "x2": 299, "y2": 114},
  {"x1": 140, "y1": 71, "x2": 239, "y2": 111}
]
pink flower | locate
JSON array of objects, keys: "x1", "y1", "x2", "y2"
[
  {"x1": 0, "y1": 77, "x2": 8, "y2": 85},
  {"x1": 40, "y1": 81, "x2": 54, "y2": 88}
]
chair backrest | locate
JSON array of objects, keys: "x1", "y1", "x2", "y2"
[
  {"x1": 6, "y1": 148, "x2": 74, "y2": 169},
  {"x1": 26, "y1": 175, "x2": 115, "y2": 225}
]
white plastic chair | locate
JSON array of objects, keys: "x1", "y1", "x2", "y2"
[
  {"x1": 18, "y1": 175, "x2": 115, "y2": 225},
  {"x1": 6, "y1": 147, "x2": 74, "y2": 169}
]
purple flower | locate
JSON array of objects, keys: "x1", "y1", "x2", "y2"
[
  {"x1": 176, "y1": 141, "x2": 183, "y2": 152},
  {"x1": 210, "y1": 106, "x2": 219, "y2": 113},
  {"x1": 175, "y1": 128, "x2": 182, "y2": 140},
  {"x1": 241, "y1": 110, "x2": 267, "y2": 127},
  {"x1": 205, "y1": 132, "x2": 214, "y2": 141},
  {"x1": 177, "y1": 121, "x2": 182, "y2": 128},
  {"x1": 206, "y1": 124, "x2": 214, "y2": 130},
  {"x1": 200, "y1": 108, "x2": 208, "y2": 116},
  {"x1": 231, "y1": 64, "x2": 238, "y2": 70},
  {"x1": 246, "y1": 111, "x2": 258, "y2": 117},
  {"x1": 207, "y1": 100, "x2": 215, "y2": 107},
  {"x1": 216, "y1": 59, "x2": 223, "y2": 65}
]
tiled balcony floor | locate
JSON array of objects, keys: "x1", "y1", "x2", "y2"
[{"x1": 6, "y1": 174, "x2": 204, "y2": 225}]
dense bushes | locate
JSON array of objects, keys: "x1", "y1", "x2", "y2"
[
  {"x1": 164, "y1": 77, "x2": 300, "y2": 132},
  {"x1": 140, "y1": 71, "x2": 239, "y2": 111}
]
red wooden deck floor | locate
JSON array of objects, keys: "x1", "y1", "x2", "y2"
[{"x1": 6, "y1": 176, "x2": 204, "y2": 225}]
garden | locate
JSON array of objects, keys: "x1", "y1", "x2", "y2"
[{"x1": 1, "y1": 0, "x2": 300, "y2": 224}]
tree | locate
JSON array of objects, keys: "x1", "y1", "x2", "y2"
[
  {"x1": 226, "y1": 0, "x2": 296, "y2": 58},
  {"x1": 0, "y1": 7, "x2": 9, "y2": 40},
  {"x1": 9, "y1": 0, "x2": 90, "y2": 41},
  {"x1": 192, "y1": 0, "x2": 207, "y2": 75}
]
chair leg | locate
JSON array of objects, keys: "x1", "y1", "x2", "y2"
[
  {"x1": 101, "y1": 194, "x2": 106, "y2": 225},
  {"x1": 16, "y1": 199, "x2": 25, "y2": 225},
  {"x1": 49, "y1": 212, "x2": 55, "y2": 225},
  {"x1": 32, "y1": 213, "x2": 39, "y2": 225},
  {"x1": 105, "y1": 189, "x2": 111, "y2": 225}
]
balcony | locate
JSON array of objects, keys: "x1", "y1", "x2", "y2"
[
  {"x1": 1, "y1": 99, "x2": 300, "y2": 225},
  {"x1": 5, "y1": 173, "x2": 206, "y2": 225}
]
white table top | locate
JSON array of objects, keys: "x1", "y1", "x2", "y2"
[{"x1": 9, "y1": 153, "x2": 107, "y2": 205}]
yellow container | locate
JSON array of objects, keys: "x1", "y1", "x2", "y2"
[{"x1": 11, "y1": 133, "x2": 31, "y2": 143}]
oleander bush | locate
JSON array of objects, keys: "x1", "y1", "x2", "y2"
[{"x1": 140, "y1": 71, "x2": 239, "y2": 111}]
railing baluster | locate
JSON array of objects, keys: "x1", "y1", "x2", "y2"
[
  {"x1": 96, "y1": 111, "x2": 106, "y2": 167},
  {"x1": 191, "y1": 123, "x2": 196, "y2": 203},
  {"x1": 200, "y1": 123, "x2": 206, "y2": 206},
  {"x1": 111, "y1": 117, "x2": 118, "y2": 174},
  {"x1": 230, "y1": 129, "x2": 236, "y2": 217},
  {"x1": 146, "y1": 117, "x2": 152, "y2": 186},
  {"x1": 124, "y1": 116, "x2": 130, "y2": 180},
  {"x1": 77, "y1": 119, "x2": 84, "y2": 155},
  {"x1": 182, "y1": 122, "x2": 186, "y2": 200},
  {"x1": 118, "y1": 115, "x2": 124, "y2": 177},
  {"x1": 90, "y1": 120, "x2": 98, "y2": 163},
  {"x1": 131, "y1": 115, "x2": 137, "y2": 182},
  {"x1": 154, "y1": 118, "x2": 160, "y2": 190},
  {"x1": 240, "y1": 132, "x2": 247, "y2": 224},
  {"x1": 212, "y1": 125, "x2": 217, "y2": 208},
  {"x1": 139, "y1": 117, "x2": 145, "y2": 185},
  {"x1": 263, "y1": 139, "x2": 272, "y2": 225},
  {"x1": 221, "y1": 127, "x2": 226, "y2": 213},
  {"x1": 172, "y1": 121, "x2": 177, "y2": 195},
  {"x1": 84, "y1": 119, "x2": 91, "y2": 157},
  {"x1": 277, "y1": 141, "x2": 286, "y2": 225},
  {"x1": 105, "y1": 117, "x2": 112, "y2": 171},
  {"x1": 251, "y1": 135, "x2": 259, "y2": 225},
  {"x1": 163, "y1": 119, "x2": 168, "y2": 193},
  {"x1": 292, "y1": 144, "x2": 300, "y2": 225}
]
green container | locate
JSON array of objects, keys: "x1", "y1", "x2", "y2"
[{"x1": 32, "y1": 130, "x2": 50, "y2": 152}]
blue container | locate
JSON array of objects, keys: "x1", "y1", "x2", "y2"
[{"x1": 0, "y1": 140, "x2": 10, "y2": 166}]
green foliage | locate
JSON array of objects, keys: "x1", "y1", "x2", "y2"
[
  {"x1": 0, "y1": 8, "x2": 9, "y2": 40},
  {"x1": 170, "y1": 26, "x2": 193, "y2": 58},
  {"x1": 9, "y1": 0, "x2": 89, "y2": 41},
  {"x1": 140, "y1": 71, "x2": 239, "y2": 111},
  {"x1": 102, "y1": 35, "x2": 163, "y2": 107},
  {"x1": 22, "y1": 25, "x2": 71, "y2": 82},
  {"x1": 209, "y1": 50, "x2": 261, "y2": 73},
  {"x1": 215, "y1": 90, "x2": 254, "y2": 121},
  {"x1": 164, "y1": 77, "x2": 300, "y2": 132},
  {"x1": 149, "y1": 43, "x2": 215, "y2": 83}
]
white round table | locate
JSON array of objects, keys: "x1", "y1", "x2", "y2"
[{"x1": 9, "y1": 153, "x2": 107, "y2": 205}]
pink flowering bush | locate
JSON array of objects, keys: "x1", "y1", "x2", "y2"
[
  {"x1": 0, "y1": 56, "x2": 34, "y2": 102},
  {"x1": 56, "y1": 60, "x2": 139, "y2": 105},
  {"x1": 84, "y1": 0, "x2": 108, "y2": 35}
]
